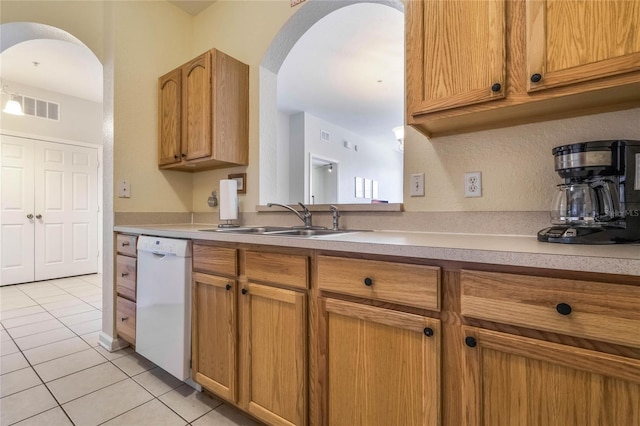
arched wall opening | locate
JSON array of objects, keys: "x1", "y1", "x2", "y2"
[{"x1": 258, "y1": 0, "x2": 404, "y2": 205}]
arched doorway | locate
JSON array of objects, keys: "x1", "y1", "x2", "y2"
[
  {"x1": 0, "y1": 22, "x2": 105, "y2": 285},
  {"x1": 259, "y1": 0, "x2": 404, "y2": 205}
]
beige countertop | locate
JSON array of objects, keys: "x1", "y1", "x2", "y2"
[{"x1": 113, "y1": 223, "x2": 640, "y2": 276}]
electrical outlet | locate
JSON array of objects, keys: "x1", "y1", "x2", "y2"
[
  {"x1": 410, "y1": 173, "x2": 425, "y2": 197},
  {"x1": 464, "y1": 172, "x2": 482, "y2": 197}
]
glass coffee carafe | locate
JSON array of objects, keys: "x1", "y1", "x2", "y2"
[{"x1": 550, "y1": 179, "x2": 620, "y2": 226}]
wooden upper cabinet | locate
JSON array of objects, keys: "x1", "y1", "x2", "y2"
[
  {"x1": 407, "y1": 0, "x2": 640, "y2": 137},
  {"x1": 527, "y1": 0, "x2": 640, "y2": 92},
  {"x1": 183, "y1": 53, "x2": 212, "y2": 161},
  {"x1": 158, "y1": 49, "x2": 249, "y2": 171},
  {"x1": 158, "y1": 68, "x2": 181, "y2": 166},
  {"x1": 406, "y1": 0, "x2": 506, "y2": 115}
]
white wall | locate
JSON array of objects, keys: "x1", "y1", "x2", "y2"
[
  {"x1": 0, "y1": 80, "x2": 102, "y2": 145},
  {"x1": 276, "y1": 110, "x2": 290, "y2": 202},
  {"x1": 298, "y1": 111, "x2": 403, "y2": 204}
]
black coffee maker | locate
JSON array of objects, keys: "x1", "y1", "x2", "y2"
[{"x1": 538, "y1": 140, "x2": 640, "y2": 244}]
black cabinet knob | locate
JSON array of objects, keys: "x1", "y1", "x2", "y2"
[
  {"x1": 241, "y1": 288, "x2": 248, "y2": 295},
  {"x1": 465, "y1": 336, "x2": 477, "y2": 348},
  {"x1": 556, "y1": 303, "x2": 572, "y2": 316},
  {"x1": 530, "y1": 73, "x2": 542, "y2": 83},
  {"x1": 174, "y1": 155, "x2": 179, "y2": 160},
  {"x1": 181, "y1": 153, "x2": 186, "y2": 157},
  {"x1": 423, "y1": 327, "x2": 434, "y2": 337},
  {"x1": 225, "y1": 283, "x2": 232, "y2": 291},
  {"x1": 363, "y1": 277, "x2": 373, "y2": 287},
  {"x1": 491, "y1": 83, "x2": 502, "y2": 92}
]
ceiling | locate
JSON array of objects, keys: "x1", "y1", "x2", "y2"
[
  {"x1": 168, "y1": 0, "x2": 215, "y2": 16},
  {"x1": 0, "y1": 2, "x2": 404, "y2": 144}
]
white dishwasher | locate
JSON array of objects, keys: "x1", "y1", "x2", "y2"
[{"x1": 136, "y1": 236, "x2": 192, "y2": 381}]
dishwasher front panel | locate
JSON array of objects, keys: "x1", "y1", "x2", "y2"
[{"x1": 136, "y1": 237, "x2": 192, "y2": 381}]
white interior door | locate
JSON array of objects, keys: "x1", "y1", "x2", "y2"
[
  {"x1": 0, "y1": 135, "x2": 98, "y2": 286},
  {"x1": 34, "y1": 141, "x2": 98, "y2": 281},
  {"x1": 1, "y1": 135, "x2": 35, "y2": 285}
]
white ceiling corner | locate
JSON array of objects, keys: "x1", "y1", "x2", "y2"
[{"x1": 168, "y1": 0, "x2": 216, "y2": 16}]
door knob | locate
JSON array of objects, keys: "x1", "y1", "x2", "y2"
[
  {"x1": 27, "y1": 214, "x2": 34, "y2": 219},
  {"x1": 35, "y1": 214, "x2": 42, "y2": 219}
]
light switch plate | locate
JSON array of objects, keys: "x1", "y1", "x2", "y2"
[
  {"x1": 118, "y1": 180, "x2": 131, "y2": 198},
  {"x1": 410, "y1": 173, "x2": 425, "y2": 197}
]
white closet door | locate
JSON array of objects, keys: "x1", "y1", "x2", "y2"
[
  {"x1": 34, "y1": 141, "x2": 98, "y2": 281},
  {"x1": 1, "y1": 135, "x2": 36, "y2": 285}
]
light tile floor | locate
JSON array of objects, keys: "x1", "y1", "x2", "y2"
[{"x1": 0, "y1": 275, "x2": 260, "y2": 426}]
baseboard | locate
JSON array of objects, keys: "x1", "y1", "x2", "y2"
[{"x1": 98, "y1": 331, "x2": 130, "y2": 352}]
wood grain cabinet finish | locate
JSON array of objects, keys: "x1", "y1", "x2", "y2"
[
  {"x1": 321, "y1": 298, "x2": 441, "y2": 426},
  {"x1": 406, "y1": 0, "x2": 640, "y2": 137},
  {"x1": 116, "y1": 234, "x2": 137, "y2": 257},
  {"x1": 240, "y1": 282, "x2": 307, "y2": 426},
  {"x1": 317, "y1": 255, "x2": 440, "y2": 311},
  {"x1": 116, "y1": 296, "x2": 136, "y2": 346},
  {"x1": 158, "y1": 67, "x2": 181, "y2": 166},
  {"x1": 461, "y1": 327, "x2": 640, "y2": 426},
  {"x1": 460, "y1": 269, "x2": 640, "y2": 348},
  {"x1": 245, "y1": 251, "x2": 309, "y2": 289},
  {"x1": 191, "y1": 272, "x2": 237, "y2": 403},
  {"x1": 158, "y1": 49, "x2": 249, "y2": 172},
  {"x1": 115, "y1": 255, "x2": 136, "y2": 301},
  {"x1": 193, "y1": 244, "x2": 238, "y2": 277},
  {"x1": 526, "y1": 0, "x2": 640, "y2": 92},
  {"x1": 191, "y1": 244, "x2": 308, "y2": 426},
  {"x1": 406, "y1": 0, "x2": 506, "y2": 115},
  {"x1": 115, "y1": 233, "x2": 137, "y2": 346}
]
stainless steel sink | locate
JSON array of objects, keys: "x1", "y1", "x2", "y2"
[
  {"x1": 198, "y1": 226, "x2": 366, "y2": 237},
  {"x1": 198, "y1": 226, "x2": 290, "y2": 233}
]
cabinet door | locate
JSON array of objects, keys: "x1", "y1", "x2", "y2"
[
  {"x1": 527, "y1": 0, "x2": 640, "y2": 91},
  {"x1": 406, "y1": 0, "x2": 506, "y2": 115},
  {"x1": 240, "y1": 283, "x2": 307, "y2": 426},
  {"x1": 158, "y1": 68, "x2": 182, "y2": 166},
  {"x1": 461, "y1": 327, "x2": 640, "y2": 426},
  {"x1": 191, "y1": 272, "x2": 237, "y2": 403},
  {"x1": 322, "y1": 298, "x2": 441, "y2": 426},
  {"x1": 182, "y1": 52, "x2": 212, "y2": 161}
]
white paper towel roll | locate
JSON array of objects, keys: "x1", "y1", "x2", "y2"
[{"x1": 219, "y1": 179, "x2": 238, "y2": 221}]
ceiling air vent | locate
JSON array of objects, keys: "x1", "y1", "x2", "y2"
[
  {"x1": 21, "y1": 96, "x2": 60, "y2": 121},
  {"x1": 320, "y1": 130, "x2": 330, "y2": 142}
]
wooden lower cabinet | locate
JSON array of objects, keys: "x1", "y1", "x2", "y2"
[
  {"x1": 191, "y1": 270, "x2": 307, "y2": 426},
  {"x1": 461, "y1": 327, "x2": 640, "y2": 426},
  {"x1": 241, "y1": 282, "x2": 307, "y2": 426},
  {"x1": 191, "y1": 272, "x2": 237, "y2": 403},
  {"x1": 320, "y1": 298, "x2": 441, "y2": 426}
]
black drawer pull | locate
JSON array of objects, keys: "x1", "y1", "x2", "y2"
[
  {"x1": 122, "y1": 241, "x2": 130, "y2": 247},
  {"x1": 241, "y1": 288, "x2": 248, "y2": 295},
  {"x1": 121, "y1": 316, "x2": 128, "y2": 322},
  {"x1": 556, "y1": 303, "x2": 572, "y2": 316},
  {"x1": 530, "y1": 73, "x2": 542, "y2": 83},
  {"x1": 363, "y1": 277, "x2": 373, "y2": 287},
  {"x1": 423, "y1": 327, "x2": 434, "y2": 337},
  {"x1": 465, "y1": 336, "x2": 477, "y2": 348},
  {"x1": 491, "y1": 82, "x2": 502, "y2": 92},
  {"x1": 121, "y1": 272, "x2": 129, "y2": 277},
  {"x1": 225, "y1": 283, "x2": 232, "y2": 291}
]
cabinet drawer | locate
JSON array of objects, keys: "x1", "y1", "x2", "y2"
[
  {"x1": 116, "y1": 296, "x2": 136, "y2": 345},
  {"x1": 116, "y1": 234, "x2": 137, "y2": 257},
  {"x1": 460, "y1": 270, "x2": 640, "y2": 348},
  {"x1": 116, "y1": 255, "x2": 137, "y2": 301},
  {"x1": 193, "y1": 244, "x2": 237, "y2": 276},
  {"x1": 245, "y1": 251, "x2": 308, "y2": 289},
  {"x1": 317, "y1": 256, "x2": 441, "y2": 311}
]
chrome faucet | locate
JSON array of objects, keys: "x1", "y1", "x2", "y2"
[
  {"x1": 267, "y1": 202, "x2": 313, "y2": 228},
  {"x1": 330, "y1": 205, "x2": 340, "y2": 230}
]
